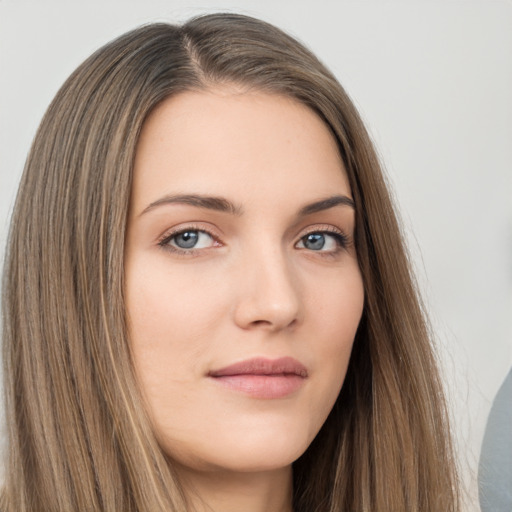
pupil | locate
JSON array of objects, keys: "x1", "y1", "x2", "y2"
[
  {"x1": 176, "y1": 231, "x2": 198, "y2": 249},
  {"x1": 305, "y1": 233, "x2": 325, "y2": 250}
]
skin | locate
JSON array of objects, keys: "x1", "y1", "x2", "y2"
[{"x1": 124, "y1": 86, "x2": 365, "y2": 512}]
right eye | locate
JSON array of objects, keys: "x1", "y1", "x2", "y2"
[{"x1": 159, "y1": 229, "x2": 217, "y2": 252}]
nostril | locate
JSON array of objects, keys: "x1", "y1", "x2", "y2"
[
  {"x1": 249, "y1": 317, "x2": 297, "y2": 330},
  {"x1": 251, "y1": 320, "x2": 271, "y2": 326}
]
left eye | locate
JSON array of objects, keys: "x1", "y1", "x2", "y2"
[
  {"x1": 296, "y1": 232, "x2": 341, "y2": 251},
  {"x1": 165, "y1": 230, "x2": 215, "y2": 250}
]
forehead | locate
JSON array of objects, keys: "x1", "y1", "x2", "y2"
[{"x1": 132, "y1": 87, "x2": 351, "y2": 211}]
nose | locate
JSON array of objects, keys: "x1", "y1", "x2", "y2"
[{"x1": 232, "y1": 246, "x2": 301, "y2": 332}]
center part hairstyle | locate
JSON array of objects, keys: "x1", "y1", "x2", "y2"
[{"x1": 2, "y1": 13, "x2": 459, "y2": 512}]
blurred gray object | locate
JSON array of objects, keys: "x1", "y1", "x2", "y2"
[{"x1": 479, "y1": 368, "x2": 512, "y2": 511}]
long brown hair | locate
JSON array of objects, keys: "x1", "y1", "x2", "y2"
[{"x1": 2, "y1": 13, "x2": 459, "y2": 511}]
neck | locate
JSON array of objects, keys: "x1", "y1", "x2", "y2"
[{"x1": 175, "y1": 464, "x2": 293, "y2": 512}]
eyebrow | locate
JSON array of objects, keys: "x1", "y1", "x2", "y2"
[
  {"x1": 298, "y1": 195, "x2": 355, "y2": 215},
  {"x1": 139, "y1": 193, "x2": 355, "y2": 217},
  {"x1": 140, "y1": 194, "x2": 243, "y2": 216}
]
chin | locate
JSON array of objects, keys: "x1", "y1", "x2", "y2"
[{"x1": 162, "y1": 425, "x2": 314, "y2": 474}]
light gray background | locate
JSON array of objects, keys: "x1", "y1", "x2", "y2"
[{"x1": 1, "y1": 1, "x2": 511, "y2": 510}]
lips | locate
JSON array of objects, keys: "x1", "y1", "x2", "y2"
[{"x1": 208, "y1": 357, "x2": 308, "y2": 399}]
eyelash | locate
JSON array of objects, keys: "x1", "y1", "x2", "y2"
[
  {"x1": 157, "y1": 224, "x2": 351, "y2": 256},
  {"x1": 157, "y1": 224, "x2": 219, "y2": 256},
  {"x1": 297, "y1": 225, "x2": 350, "y2": 255}
]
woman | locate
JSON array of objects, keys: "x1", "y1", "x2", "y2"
[{"x1": 1, "y1": 13, "x2": 459, "y2": 511}]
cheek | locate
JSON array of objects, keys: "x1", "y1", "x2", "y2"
[
  {"x1": 308, "y1": 262, "x2": 364, "y2": 345},
  {"x1": 126, "y1": 256, "x2": 223, "y2": 350},
  {"x1": 306, "y1": 267, "x2": 364, "y2": 408},
  {"x1": 124, "y1": 256, "x2": 233, "y2": 405},
  {"x1": 125, "y1": 262, "x2": 211, "y2": 444}
]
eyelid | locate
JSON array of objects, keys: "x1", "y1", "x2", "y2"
[
  {"x1": 295, "y1": 224, "x2": 352, "y2": 250},
  {"x1": 157, "y1": 223, "x2": 222, "y2": 253},
  {"x1": 296, "y1": 224, "x2": 349, "y2": 240}
]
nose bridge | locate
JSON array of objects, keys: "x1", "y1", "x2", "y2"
[{"x1": 233, "y1": 238, "x2": 301, "y2": 331}]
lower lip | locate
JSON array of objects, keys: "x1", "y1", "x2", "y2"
[{"x1": 210, "y1": 374, "x2": 305, "y2": 399}]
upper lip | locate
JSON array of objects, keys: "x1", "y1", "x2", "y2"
[{"x1": 208, "y1": 357, "x2": 308, "y2": 378}]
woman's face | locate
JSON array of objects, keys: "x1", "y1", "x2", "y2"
[{"x1": 124, "y1": 86, "x2": 364, "y2": 475}]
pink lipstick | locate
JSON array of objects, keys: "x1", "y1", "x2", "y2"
[{"x1": 208, "y1": 357, "x2": 308, "y2": 399}]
